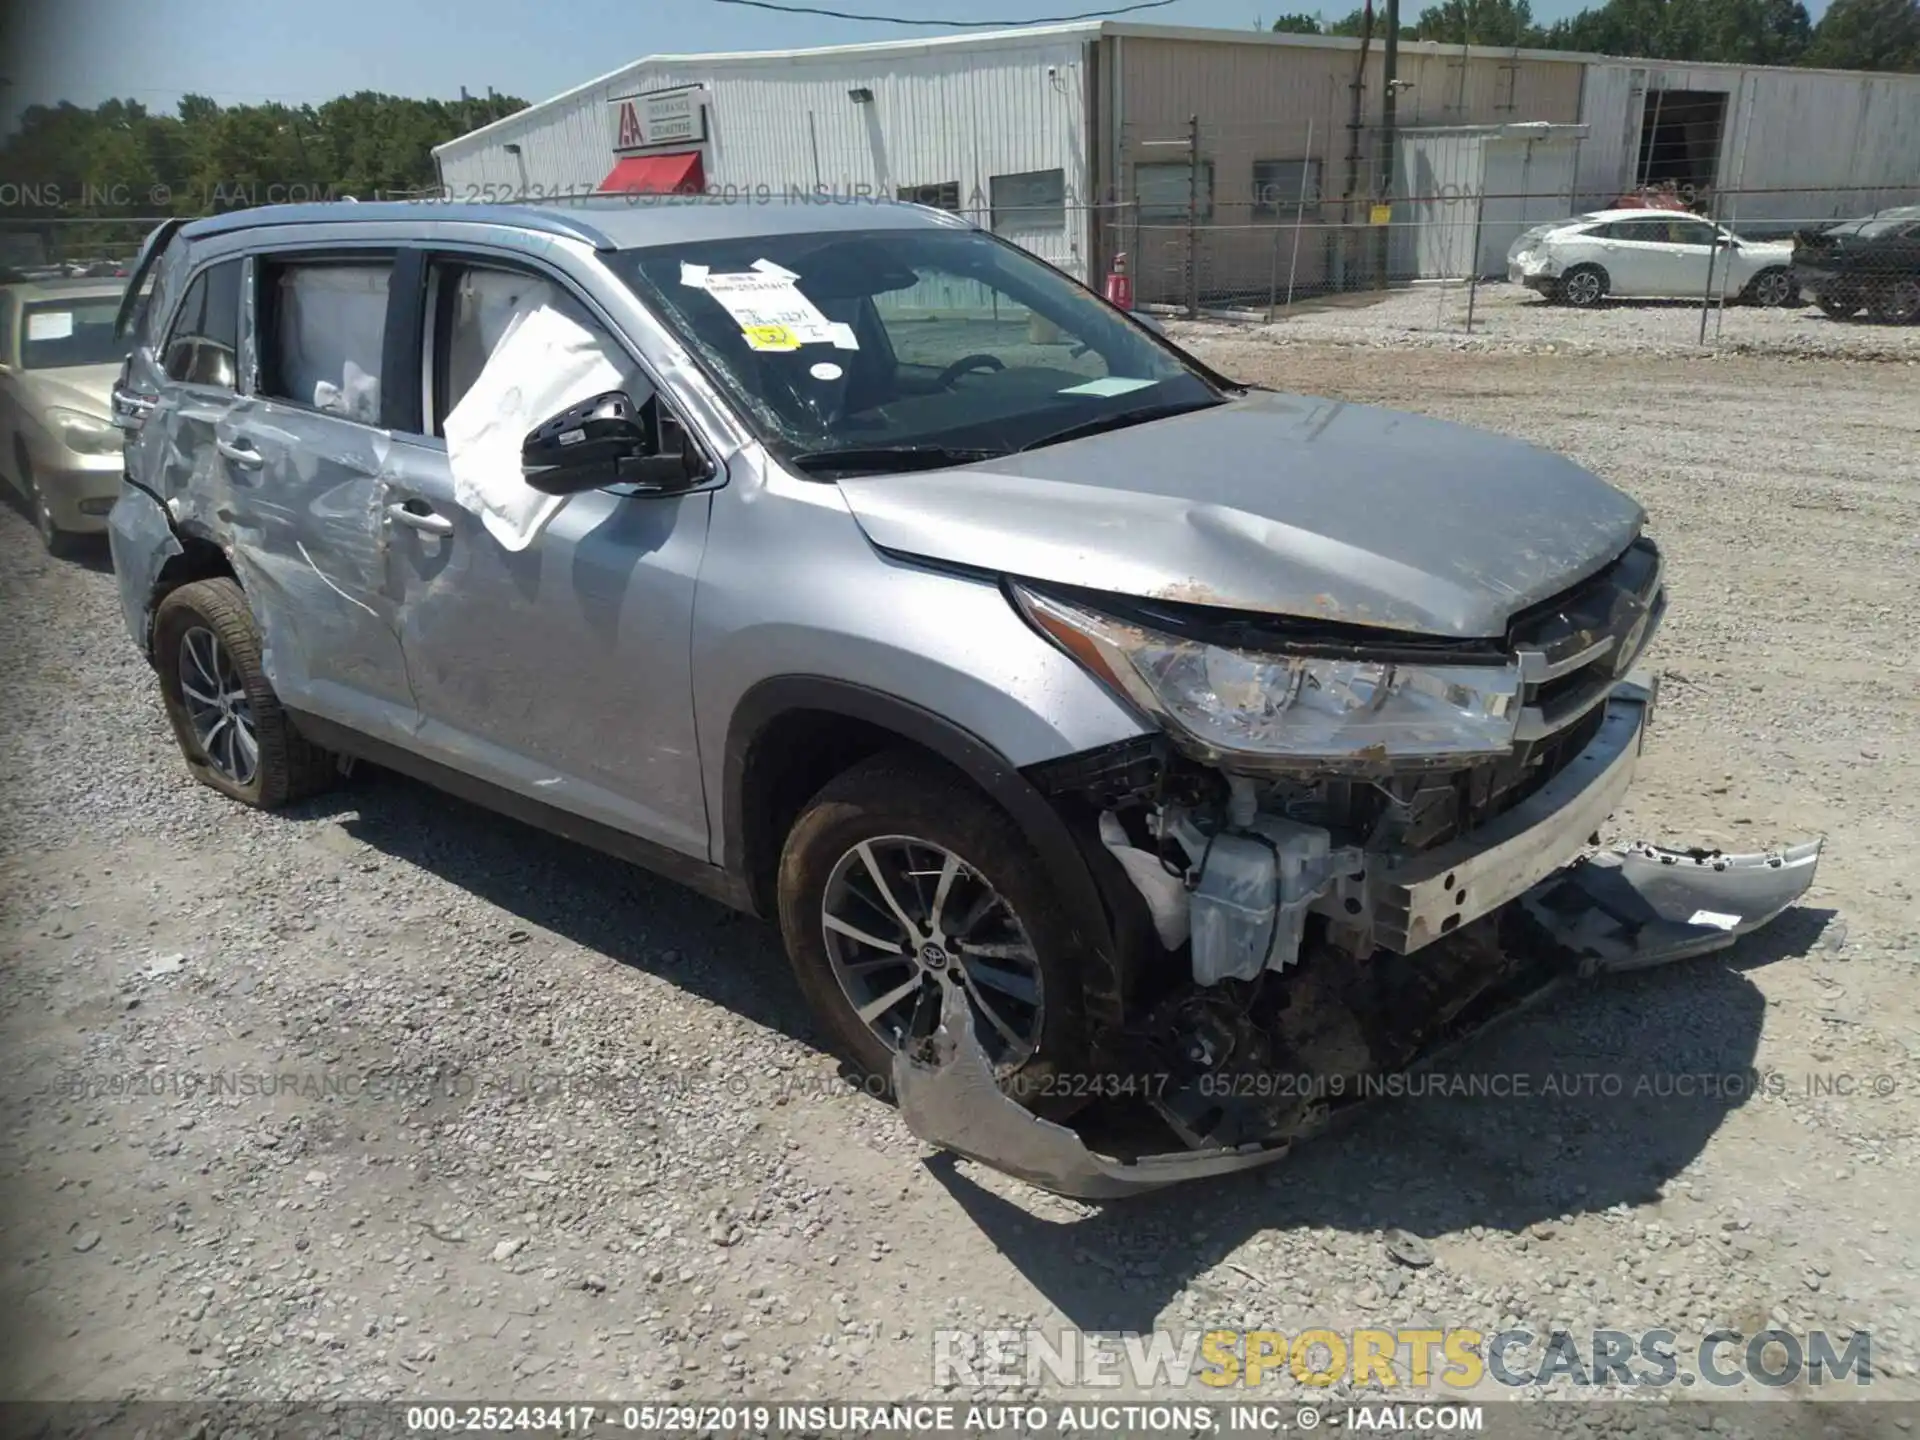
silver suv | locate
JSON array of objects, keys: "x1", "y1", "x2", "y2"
[{"x1": 107, "y1": 198, "x2": 1820, "y2": 1196}]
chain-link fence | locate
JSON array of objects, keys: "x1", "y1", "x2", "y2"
[{"x1": 1086, "y1": 114, "x2": 1920, "y2": 342}]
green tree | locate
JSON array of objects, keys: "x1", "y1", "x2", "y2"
[
  {"x1": 1803, "y1": 0, "x2": 1920, "y2": 70},
  {"x1": 1270, "y1": 12, "x2": 1327, "y2": 30},
  {"x1": 1325, "y1": 5, "x2": 1419, "y2": 35},
  {"x1": 1413, "y1": 0, "x2": 1544, "y2": 44}
]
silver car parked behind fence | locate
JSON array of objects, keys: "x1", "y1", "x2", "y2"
[{"x1": 106, "y1": 198, "x2": 1821, "y2": 1197}]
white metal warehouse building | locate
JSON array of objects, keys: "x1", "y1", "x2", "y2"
[{"x1": 432, "y1": 21, "x2": 1920, "y2": 303}]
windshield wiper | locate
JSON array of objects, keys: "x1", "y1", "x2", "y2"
[
  {"x1": 1016, "y1": 399, "x2": 1224, "y2": 453},
  {"x1": 787, "y1": 444, "x2": 1007, "y2": 475}
]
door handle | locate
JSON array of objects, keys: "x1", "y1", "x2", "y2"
[
  {"x1": 214, "y1": 436, "x2": 263, "y2": 468},
  {"x1": 387, "y1": 501, "x2": 454, "y2": 536}
]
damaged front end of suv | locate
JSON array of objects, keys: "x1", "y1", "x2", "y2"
[{"x1": 893, "y1": 536, "x2": 1821, "y2": 1198}]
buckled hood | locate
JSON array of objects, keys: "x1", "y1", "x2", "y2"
[{"x1": 835, "y1": 390, "x2": 1646, "y2": 639}]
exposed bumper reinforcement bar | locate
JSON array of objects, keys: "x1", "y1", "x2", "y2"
[
  {"x1": 894, "y1": 829, "x2": 1824, "y2": 1200},
  {"x1": 1376, "y1": 675, "x2": 1655, "y2": 954}
]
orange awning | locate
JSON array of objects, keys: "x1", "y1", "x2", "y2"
[{"x1": 598, "y1": 152, "x2": 705, "y2": 195}]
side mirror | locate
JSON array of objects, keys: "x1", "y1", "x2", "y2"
[{"x1": 521, "y1": 390, "x2": 705, "y2": 496}]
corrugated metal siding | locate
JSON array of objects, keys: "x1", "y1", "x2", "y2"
[
  {"x1": 1571, "y1": 62, "x2": 1644, "y2": 204},
  {"x1": 1726, "y1": 68, "x2": 1920, "y2": 221},
  {"x1": 435, "y1": 35, "x2": 1095, "y2": 277},
  {"x1": 1576, "y1": 61, "x2": 1920, "y2": 222}
]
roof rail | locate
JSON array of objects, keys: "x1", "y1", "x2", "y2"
[{"x1": 177, "y1": 201, "x2": 620, "y2": 250}]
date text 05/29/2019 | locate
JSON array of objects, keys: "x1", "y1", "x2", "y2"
[{"x1": 401, "y1": 1402, "x2": 1486, "y2": 1434}]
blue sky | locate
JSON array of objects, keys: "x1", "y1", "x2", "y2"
[{"x1": 10, "y1": 0, "x2": 1827, "y2": 125}]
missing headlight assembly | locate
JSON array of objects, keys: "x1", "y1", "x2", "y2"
[{"x1": 891, "y1": 552, "x2": 1822, "y2": 1199}]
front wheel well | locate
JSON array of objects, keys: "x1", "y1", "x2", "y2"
[{"x1": 733, "y1": 708, "x2": 936, "y2": 918}]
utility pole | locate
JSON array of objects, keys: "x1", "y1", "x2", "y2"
[
  {"x1": 1186, "y1": 112, "x2": 1200, "y2": 318},
  {"x1": 1375, "y1": 0, "x2": 1400, "y2": 286},
  {"x1": 1338, "y1": 0, "x2": 1374, "y2": 293}
]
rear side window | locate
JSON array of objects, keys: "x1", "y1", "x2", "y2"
[
  {"x1": 260, "y1": 260, "x2": 392, "y2": 423},
  {"x1": 162, "y1": 259, "x2": 242, "y2": 389}
]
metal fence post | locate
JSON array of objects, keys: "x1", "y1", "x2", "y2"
[
  {"x1": 1465, "y1": 182, "x2": 1486, "y2": 334},
  {"x1": 1284, "y1": 117, "x2": 1316, "y2": 316},
  {"x1": 1186, "y1": 113, "x2": 1200, "y2": 319}
]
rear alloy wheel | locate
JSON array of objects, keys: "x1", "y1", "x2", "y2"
[
  {"x1": 1867, "y1": 279, "x2": 1920, "y2": 325},
  {"x1": 1559, "y1": 265, "x2": 1607, "y2": 308},
  {"x1": 777, "y1": 752, "x2": 1090, "y2": 1117},
  {"x1": 153, "y1": 578, "x2": 337, "y2": 809},
  {"x1": 1748, "y1": 268, "x2": 1796, "y2": 308},
  {"x1": 1815, "y1": 293, "x2": 1861, "y2": 321}
]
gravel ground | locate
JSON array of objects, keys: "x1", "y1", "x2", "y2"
[
  {"x1": 1184, "y1": 281, "x2": 1920, "y2": 361},
  {"x1": 2, "y1": 342, "x2": 1917, "y2": 1428}
]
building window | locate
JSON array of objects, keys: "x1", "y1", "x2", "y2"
[
  {"x1": 897, "y1": 181, "x2": 961, "y2": 212},
  {"x1": 1251, "y1": 159, "x2": 1322, "y2": 219},
  {"x1": 1135, "y1": 160, "x2": 1212, "y2": 222},
  {"x1": 988, "y1": 169, "x2": 1066, "y2": 234}
]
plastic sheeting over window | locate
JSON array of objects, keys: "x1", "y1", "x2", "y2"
[{"x1": 271, "y1": 264, "x2": 390, "y2": 423}]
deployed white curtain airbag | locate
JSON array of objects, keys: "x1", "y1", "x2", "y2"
[{"x1": 442, "y1": 302, "x2": 628, "y2": 552}]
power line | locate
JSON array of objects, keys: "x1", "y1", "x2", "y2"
[{"x1": 704, "y1": 0, "x2": 1178, "y2": 24}]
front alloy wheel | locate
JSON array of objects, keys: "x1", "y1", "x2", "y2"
[
  {"x1": 821, "y1": 835, "x2": 1044, "y2": 1072},
  {"x1": 777, "y1": 752, "x2": 1090, "y2": 1116},
  {"x1": 1560, "y1": 266, "x2": 1606, "y2": 307}
]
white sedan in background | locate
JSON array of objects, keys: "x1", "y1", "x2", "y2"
[{"x1": 1507, "y1": 208, "x2": 1798, "y2": 308}]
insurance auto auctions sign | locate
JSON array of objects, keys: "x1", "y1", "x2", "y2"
[{"x1": 609, "y1": 87, "x2": 707, "y2": 152}]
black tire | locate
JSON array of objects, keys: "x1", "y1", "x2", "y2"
[
  {"x1": 1559, "y1": 264, "x2": 1607, "y2": 308},
  {"x1": 776, "y1": 750, "x2": 1091, "y2": 1119},
  {"x1": 1867, "y1": 278, "x2": 1920, "y2": 325},
  {"x1": 1746, "y1": 267, "x2": 1797, "y2": 308},
  {"x1": 16, "y1": 445, "x2": 83, "y2": 558},
  {"x1": 1815, "y1": 292, "x2": 1861, "y2": 321},
  {"x1": 153, "y1": 577, "x2": 336, "y2": 809}
]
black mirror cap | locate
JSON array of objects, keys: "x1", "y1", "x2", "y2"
[{"x1": 522, "y1": 390, "x2": 648, "y2": 496}]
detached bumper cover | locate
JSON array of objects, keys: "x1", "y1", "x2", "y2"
[
  {"x1": 1523, "y1": 839, "x2": 1823, "y2": 972},
  {"x1": 893, "y1": 674, "x2": 1824, "y2": 1200},
  {"x1": 896, "y1": 972, "x2": 1293, "y2": 1200}
]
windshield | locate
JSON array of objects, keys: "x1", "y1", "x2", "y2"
[
  {"x1": 612, "y1": 224, "x2": 1224, "y2": 471},
  {"x1": 20, "y1": 297, "x2": 126, "y2": 370}
]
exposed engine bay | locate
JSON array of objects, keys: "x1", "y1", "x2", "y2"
[{"x1": 892, "y1": 539, "x2": 1825, "y2": 1197}]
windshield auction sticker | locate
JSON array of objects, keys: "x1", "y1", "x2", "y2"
[{"x1": 680, "y1": 258, "x2": 860, "y2": 351}]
